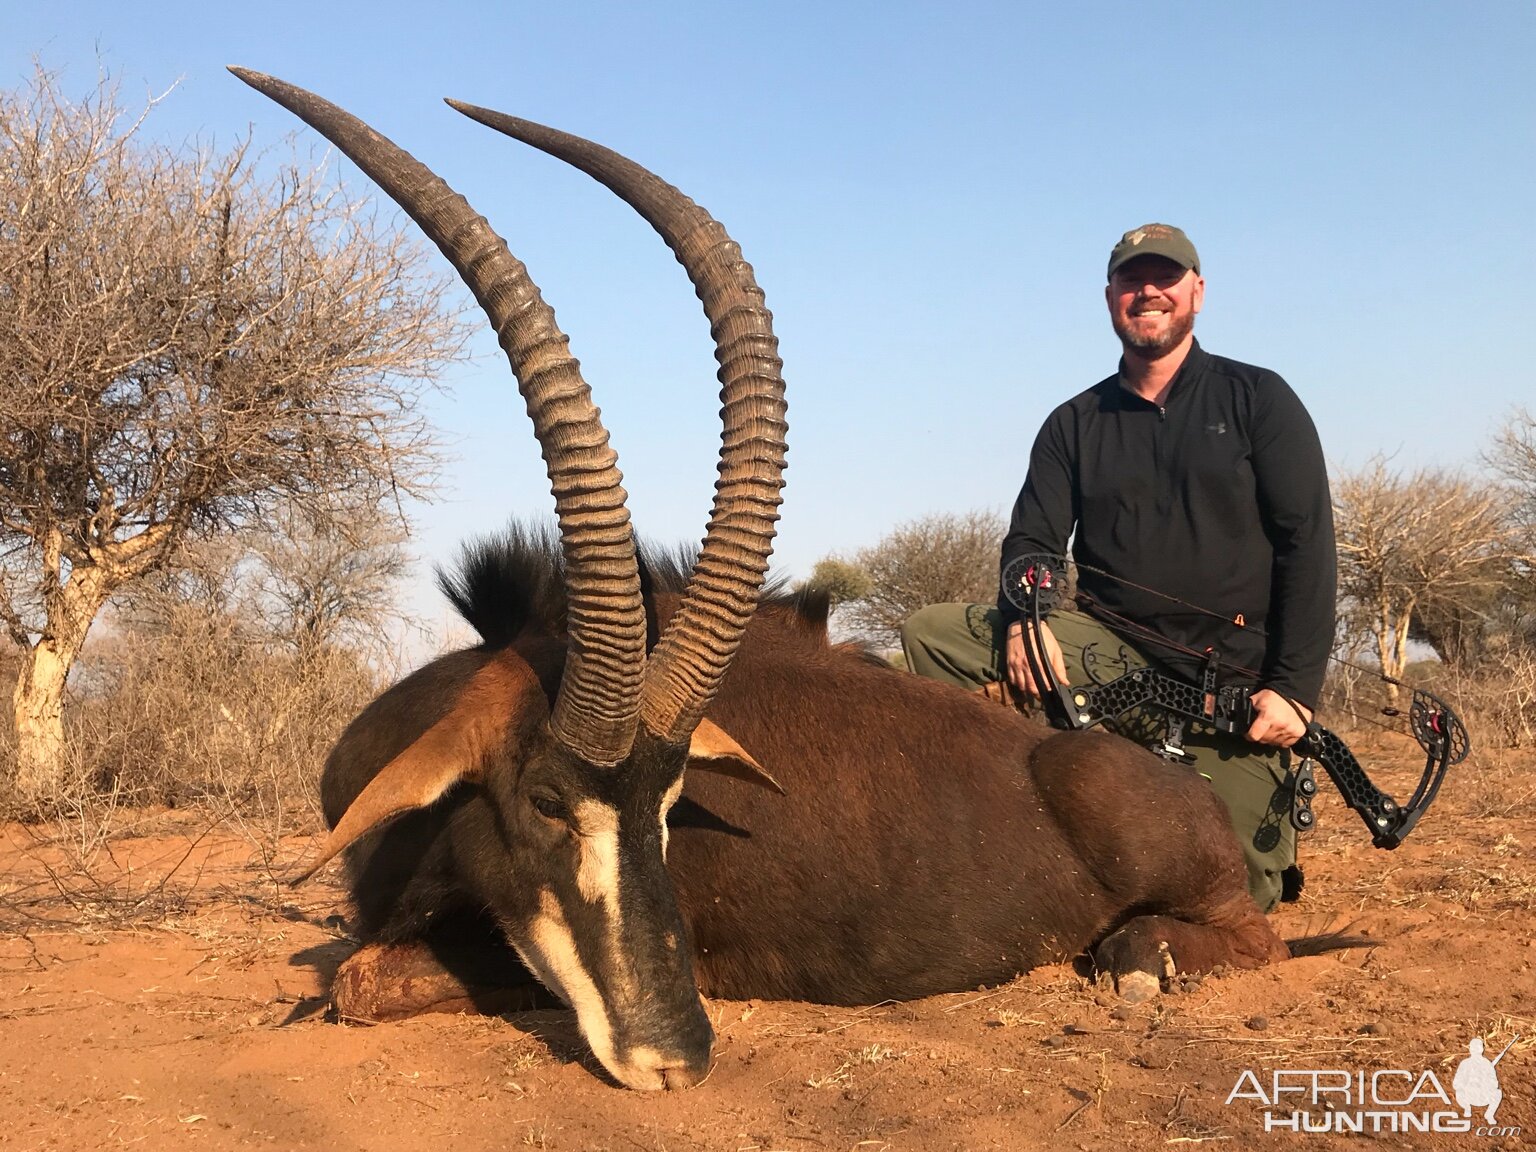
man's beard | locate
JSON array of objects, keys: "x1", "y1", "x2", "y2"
[{"x1": 1114, "y1": 308, "x2": 1195, "y2": 358}]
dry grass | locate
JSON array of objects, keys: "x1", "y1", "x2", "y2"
[
  {"x1": 67, "y1": 612, "x2": 380, "y2": 820},
  {"x1": 805, "y1": 1043, "x2": 908, "y2": 1089},
  {"x1": 0, "y1": 601, "x2": 389, "y2": 905},
  {"x1": 0, "y1": 805, "x2": 346, "y2": 939}
]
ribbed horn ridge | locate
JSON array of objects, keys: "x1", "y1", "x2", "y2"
[
  {"x1": 229, "y1": 69, "x2": 645, "y2": 766},
  {"x1": 448, "y1": 101, "x2": 788, "y2": 745}
]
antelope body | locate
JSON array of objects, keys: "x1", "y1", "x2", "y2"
[{"x1": 231, "y1": 69, "x2": 1287, "y2": 1093}]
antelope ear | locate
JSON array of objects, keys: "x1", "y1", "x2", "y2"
[
  {"x1": 687, "y1": 718, "x2": 785, "y2": 795},
  {"x1": 289, "y1": 659, "x2": 530, "y2": 885}
]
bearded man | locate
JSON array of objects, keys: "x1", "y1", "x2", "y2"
[{"x1": 902, "y1": 224, "x2": 1337, "y2": 912}]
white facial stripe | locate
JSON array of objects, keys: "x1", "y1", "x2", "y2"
[
  {"x1": 569, "y1": 798, "x2": 634, "y2": 1009},
  {"x1": 521, "y1": 893, "x2": 617, "y2": 1072},
  {"x1": 516, "y1": 892, "x2": 662, "y2": 1091},
  {"x1": 571, "y1": 798, "x2": 621, "y2": 908},
  {"x1": 659, "y1": 772, "x2": 685, "y2": 858}
]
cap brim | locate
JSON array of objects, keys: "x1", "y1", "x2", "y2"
[{"x1": 1108, "y1": 246, "x2": 1199, "y2": 279}]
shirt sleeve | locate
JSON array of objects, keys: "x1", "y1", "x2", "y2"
[
  {"x1": 997, "y1": 404, "x2": 1078, "y2": 622},
  {"x1": 1249, "y1": 375, "x2": 1337, "y2": 708}
]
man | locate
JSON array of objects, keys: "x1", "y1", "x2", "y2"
[{"x1": 901, "y1": 223, "x2": 1336, "y2": 912}]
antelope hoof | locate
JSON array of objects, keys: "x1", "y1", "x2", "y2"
[
  {"x1": 1115, "y1": 970, "x2": 1162, "y2": 1004},
  {"x1": 333, "y1": 942, "x2": 476, "y2": 1022}
]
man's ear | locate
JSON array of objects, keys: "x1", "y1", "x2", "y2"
[{"x1": 687, "y1": 718, "x2": 785, "y2": 794}]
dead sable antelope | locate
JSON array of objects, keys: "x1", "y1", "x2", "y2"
[{"x1": 232, "y1": 69, "x2": 1289, "y2": 1092}]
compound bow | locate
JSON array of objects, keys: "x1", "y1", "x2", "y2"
[{"x1": 1002, "y1": 554, "x2": 1470, "y2": 850}]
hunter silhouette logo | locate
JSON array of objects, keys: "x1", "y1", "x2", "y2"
[
  {"x1": 1225, "y1": 1034, "x2": 1521, "y2": 1136},
  {"x1": 1454, "y1": 1037, "x2": 1513, "y2": 1125}
]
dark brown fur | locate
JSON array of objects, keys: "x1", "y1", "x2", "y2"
[
  {"x1": 324, "y1": 528, "x2": 1286, "y2": 1012},
  {"x1": 672, "y1": 596, "x2": 1285, "y2": 1002}
]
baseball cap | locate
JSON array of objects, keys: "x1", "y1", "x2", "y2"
[{"x1": 1107, "y1": 223, "x2": 1200, "y2": 280}]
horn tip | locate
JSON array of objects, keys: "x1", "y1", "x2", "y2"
[
  {"x1": 446, "y1": 99, "x2": 537, "y2": 143},
  {"x1": 286, "y1": 851, "x2": 333, "y2": 887},
  {"x1": 444, "y1": 97, "x2": 488, "y2": 121},
  {"x1": 228, "y1": 66, "x2": 284, "y2": 98}
]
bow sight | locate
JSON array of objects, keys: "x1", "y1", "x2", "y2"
[{"x1": 1002, "y1": 554, "x2": 1470, "y2": 849}]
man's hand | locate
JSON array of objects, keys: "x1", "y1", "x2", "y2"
[
  {"x1": 1246, "y1": 688, "x2": 1312, "y2": 748},
  {"x1": 1005, "y1": 618, "x2": 1069, "y2": 699}
]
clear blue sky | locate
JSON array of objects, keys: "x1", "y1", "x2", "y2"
[{"x1": 6, "y1": 2, "x2": 1534, "y2": 646}]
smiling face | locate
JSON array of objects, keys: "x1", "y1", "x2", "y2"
[{"x1": 1106, "y1": 255, "x2": 1205, "y2": 359}]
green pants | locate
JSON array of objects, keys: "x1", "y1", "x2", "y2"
[{"x1": 900, "y1": 603, "x2": 1297, "y2": 913}]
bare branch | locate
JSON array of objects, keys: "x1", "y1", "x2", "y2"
[
  {"x1": 830, "y1": 510, "x2": 1008, "y2": 647},
  {"x1": 0, "y1": 65, "x2": 471, "y2": 806},
  {"x1": 1333, "y1": 457, "x2": 1532, "y2": 688}
]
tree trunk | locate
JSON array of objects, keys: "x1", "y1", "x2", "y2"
[
  {"x1": 1374, "y1": 591, "x2": 1416, "y2": 709},
  {"x1": 7, "y1": 576, "x2": 106, "y2": 813}
]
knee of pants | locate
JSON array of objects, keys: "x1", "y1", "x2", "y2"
[
  {"x1": 898, "y1": 603, "x2": 948, "y2": 651},
  {"x1": 899, "y1": 604, "x2": 955, "y2": 681},
  {"x1": 1248, "y1": 866, "x2": 1283, "y2": 914}
]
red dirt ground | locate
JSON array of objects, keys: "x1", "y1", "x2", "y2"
[{"x1": 1, "y1": 745, "x2": 1532, "y2": 1151}]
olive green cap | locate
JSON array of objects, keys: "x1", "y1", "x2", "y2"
[{"x1": 1107, "y1": 223, "x2": 1200, "y2": 280}]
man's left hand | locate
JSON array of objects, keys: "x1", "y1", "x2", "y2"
[{"x1": 1246, "y1": 688, "x2": 1312, "y2": 748}]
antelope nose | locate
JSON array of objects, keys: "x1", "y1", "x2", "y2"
[
  {"x1": 619, "y1": 1001, "x2": 714, "y2": 1089},
  {"x1": 621, "y1": 1043, "x2": 712, "y2": 1091},
  {"x1": 658, "y1": 1052, "x2": 711, "y2": 1091}
]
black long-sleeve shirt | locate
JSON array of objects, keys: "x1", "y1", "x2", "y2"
[{"x1": 999, "y1": 340, "x2": 1336, "y2": 707}]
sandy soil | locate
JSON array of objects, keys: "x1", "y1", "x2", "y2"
[{"x1": 1, "y1": 748, "x2": 1532, "y2": 1152}]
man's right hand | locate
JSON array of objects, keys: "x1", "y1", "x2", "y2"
[{"x1": 1005, "y1": 618, "x2": 1069, "y2": 699}]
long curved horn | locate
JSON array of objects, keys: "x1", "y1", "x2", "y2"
[
  {"x1": 229, "y1": 69, "x2": 645, "y2": 766},
  {"x1": 447, "y1": 102, "x2": 789, "y2": 744}
]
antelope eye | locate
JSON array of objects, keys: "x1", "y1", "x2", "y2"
[{"x1": 531, "y1": 794, "x2": 568, "y2": 822}]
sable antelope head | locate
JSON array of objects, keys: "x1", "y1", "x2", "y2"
[{"x1": 230, "y1": 69, "x2": 787, "y2": 1090}]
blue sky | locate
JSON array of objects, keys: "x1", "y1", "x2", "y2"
[{"x1": 6, "y1": 2, "x2": 1534, "y2": 647}]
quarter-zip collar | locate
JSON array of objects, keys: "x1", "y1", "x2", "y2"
[{"x1": 1115, "y1": 338, "x2": 1210, "y2": 412}]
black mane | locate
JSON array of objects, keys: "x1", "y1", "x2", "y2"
[{"x1": 437, "y1": 521, "x2": 826, "y2": 650}]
